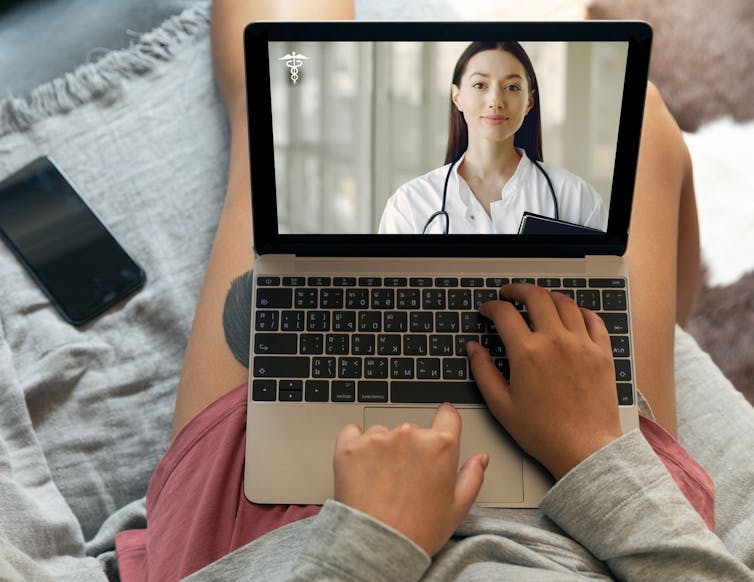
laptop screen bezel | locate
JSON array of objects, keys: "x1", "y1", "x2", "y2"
[{"x1": 244, "y1": 21, "x2": 652, "y2": 258}]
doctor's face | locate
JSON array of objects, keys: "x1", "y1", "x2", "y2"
[{"x1": 451, "y1": 49, "x2": 534, "y2": 147}]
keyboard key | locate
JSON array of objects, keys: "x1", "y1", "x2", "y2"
[
  {"x1": 486, "y1": 277, "x2": 510, "y2": 288},
  {"x1": 371, "y1": 289, "x2": 395, "y2": 309},
  {"x1": 510, "y1": 296, "x2": 526, "y2": 310},
  {"x1": 325, "y1": 334, "x2": 349, "y2": 355},
  {"x1": 305, "y1": 380, "x2": 329, "y2": 402},
  {"x1": 391, "y1": 358, "x2": 415, "y2": 379},
  {"x1": 599, "y1": 313, "x2": 629, "y2": 334},
  {"x1": 364, "y1": 357, "x2": 388, "y2": 379},
  {"x1": 563, "y1": 278, "x2": 587, "y2": 288},
  {"x1": 319, "y1": 289, "x2": 344, "y2": 309},
  {"x1": 429, "y1": 335, "x2": 454, "y2": 356},
  {"x1": 589, "y1": 278, "x2": 626, "y2": 288},
  {"x1": 494, "y1": 358, "x2": 510, "y2": 379},
  {"x1": 610, "y1": 336, "x2": 630, "y2": 357},
  {"x1": 404, "y1": 335, "x2": 428, "y2": 356},
  {"x1": 332, "y1": 311, "x2": 356, "y2": 332},
  {"x1": 602, "y1": 290, "x2": 627, "y2": 311},
  {"x1": 295, "y1": 289, "x2": 318, "y2": 308},
  {"x1": 339, "y1": 357, "x2": 362, "y2": 378},
  {"x1": 255, "y1": 310, "x2": 279, "y2": 331},
  {"x1": 512, "y1": 277, "x2": 535, "y2": 284},
  {"x1": 252, "y1": 379, "x2": 276, "y2": 401},
  {"x1": 279, "y1": 380, "x2": 303, "y2": 401},
  {"x1": 391, "y1": 381, "x2": 483, "y2": 404},
  {"x1": 435, "y1": 277, "x2": 458, "y2": 287},
  {"x1": 537, "y1": 278, "x2": 561, "y2": 287},
  {"x1": 481, "y1": 334, "x2": 506, "y2": 356},
  {"x1": 614, "y1": 360, "x2": 632, "y2": 382},
  {"x1": 443, "y1": 358, "x2": 468, "y2": 380},
  {"x1": 455, "y1": 335, "x2": 479, "y2": 356},
  {"x1": 422, "y1": 289, "x2": 446, "y2": 309},
  {"x1": 377, "y1": 334, "x2": 401, "y2": 355},
  {"x1": 435, "y1": 312, "x2": 459, "y2": 333},
  {"x1": 447, "y1": 289, "x2": 472, "y2": 309},
  {"x1": 253, "y1": 356, "x2": 309, "y2": 378},
  {"x1": 461, "y1": 312, "x2": 486, "y2": 333},
  {"x1": 553, "y1": 289, "x2": 575, "y2": 299},
  {"x1": 300, "y1": 334, "x2": 323, "y2": 354},
  {"x1": 359, "y1": 312, "x2": 382, "y2": 332},
  {"x1": 397, "y1": 289, "x2": 420, "y2": 309},
  {"x1": 312, "y1": 357, "x2": 336, "y2": 378},
  {"x1": 256, "y1": 276, "x2": 281, "y2": 286},
  {"x1": 474, "y1": 289, "x2": 499, "y2": 308},
  {"x1": 279, "y1": 388, "x2": 303, "y2": 402},
  {"x1": 358, "y1": 381, "x2": 388, "y2": 403},
  {"x1": 384, "y1": 277, "x2": 407, "y2": 287},
  {"x1": 461, "y1": 278, "x2": 484, "y2": 287},
  {"x1": 256, "y1": 288, "x2": 292, "y2": 309},
  {"x1": 358, "y1": 277, "x2": 382, "y2": 287},
  {"x1": 254, "y1": 333, "x2": 297, "y2": 354},
  {"x1": 307, "y1": 277, "x2": 331, "y2": 286},
  {"x1": 383, "y1": 312, "x2": 407, "y2": 333},
  {"x1": 352, "y1": 334, "x2": 376, "y2": 355},
  {"x1": 409, "y1": 277, "x2": 433, "y2": 287},
  {"x1": 617, "y1": 383, "x2": 634, "y2": 405},
  {"x1": 333, "y1": 277, "x2": 357, "y2": 286},
  {"x1": 332, "y1": 380, "x2": 356, "y2": 402},
  {"x1": 576, "y1": 290, "x2": 601, "y2": 310},
  {"x1": 416, "y1": 358, "x2": 442, "y2": 379},
  {"x1": 410, "y1": 312, "x2": 434, "y2": 332},
  {"x1": 280, "y1": 310, "x2": 305, "y2": 332},
  {"x1": 283, "y1": 276, "x2": 305, "y2": 286},
  {"x1": 307, "y1": 311, "x2": 330, "y2": 332},
  {"x1": 346, "y1": 289, "x2": 369, "y2": 309}
]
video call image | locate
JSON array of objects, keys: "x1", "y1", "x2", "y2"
[{"x1": 269, "y1": 40, "x2": 628, "y2": 235}]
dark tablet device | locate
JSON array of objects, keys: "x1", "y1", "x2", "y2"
[
  {"x1": 0, "y1": 156, "x2": 145, "y2": 325},
  {"x1": 518, "y1": 212, "x2": 604, "y2": 235}
]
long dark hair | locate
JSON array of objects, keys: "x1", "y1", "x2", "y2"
[{"x1": 444, "y1": 41, "x2": 543, "y2": 165}]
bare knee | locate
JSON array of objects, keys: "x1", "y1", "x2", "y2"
[{"x1": 640, "y1": 82, "x2": 692, "y2": 181}]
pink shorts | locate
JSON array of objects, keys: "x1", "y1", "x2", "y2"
[{"x1": 116, "y1": 384, "x2": 715, "y2": 582}]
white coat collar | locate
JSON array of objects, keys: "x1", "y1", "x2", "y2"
[{"x1": 452, "y1": 148, "x2": 533, "y2": 213}]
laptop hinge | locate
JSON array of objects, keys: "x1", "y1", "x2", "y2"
[{"x1": 584, "y1": 255, "x2": 622, "y2": 265}]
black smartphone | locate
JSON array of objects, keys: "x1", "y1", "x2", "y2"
[{"x1": 0, "y1": 156, "x2": 145, "y2": 326}]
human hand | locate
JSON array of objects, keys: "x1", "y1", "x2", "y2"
[
  {"x1": 333, "y1": 404, "x2": 488, "y2": 557},
  {"x1": 467, "y1": 283, "x2": 623, "y2": 480}
]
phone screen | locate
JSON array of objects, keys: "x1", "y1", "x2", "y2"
[{"x1": 0, "y1": 157, "x2": 145, "y2": 325}]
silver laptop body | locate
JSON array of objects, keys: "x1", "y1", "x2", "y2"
[{"x1": 242, "y1": 20, "x2": 652, "y2": 507}]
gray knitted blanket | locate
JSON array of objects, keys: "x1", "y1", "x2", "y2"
[{"x1": 0, "y1": 5, "x2": 226, "y2": 579}]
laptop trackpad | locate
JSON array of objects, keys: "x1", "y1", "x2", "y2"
[{"x1": 364, "y1": 407, "x2": 524, "y2": 503}]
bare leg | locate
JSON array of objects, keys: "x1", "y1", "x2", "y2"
[
  {"x1": 625, "y1": 83, "x2": 700, "y2": 439},
  {"x1": 172, "y1": 0, "x2": 355, "y2": 438}
]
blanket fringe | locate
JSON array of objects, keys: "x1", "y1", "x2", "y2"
[{"x1": 0, "y1": 4, "x2": 210, "y2": 137}]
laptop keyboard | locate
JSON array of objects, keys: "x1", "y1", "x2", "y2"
[{"x1": 251, "y1": 276, "x2": 633, "y2": 406}]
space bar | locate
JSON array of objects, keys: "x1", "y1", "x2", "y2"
[{"x1": 391, "y1": 381, "x2": 484, "y2": 404}]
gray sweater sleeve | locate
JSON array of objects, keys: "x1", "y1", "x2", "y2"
[
  {"x1": 286, "y1": 499, "x2": 431, "y2": 581},
  {"x1": 189, "y1": 431, "x2": 752, "y2": 580},
  {"x1": 540, "y1": 429, "x2": 754, "y2": 581}
]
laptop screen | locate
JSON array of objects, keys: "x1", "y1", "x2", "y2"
[{"x1": 246, "y1": 22, "x2": 651, "y2": 256}]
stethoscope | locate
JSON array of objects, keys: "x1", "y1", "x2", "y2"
[{"x1": 422, "y1": 157, "x2": 559, "y2": 234}]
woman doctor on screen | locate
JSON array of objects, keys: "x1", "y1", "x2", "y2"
[{"x1": 378, "y1": 41, "x2": 608, "y2": 235}]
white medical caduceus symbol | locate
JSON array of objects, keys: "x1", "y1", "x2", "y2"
[{"x1": 280, "y1": 52, "x2": 309, "y2": 84}]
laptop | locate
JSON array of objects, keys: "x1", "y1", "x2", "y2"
[{"x1": 243, "y1": 21, "x2": 652, "y2": 507}]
